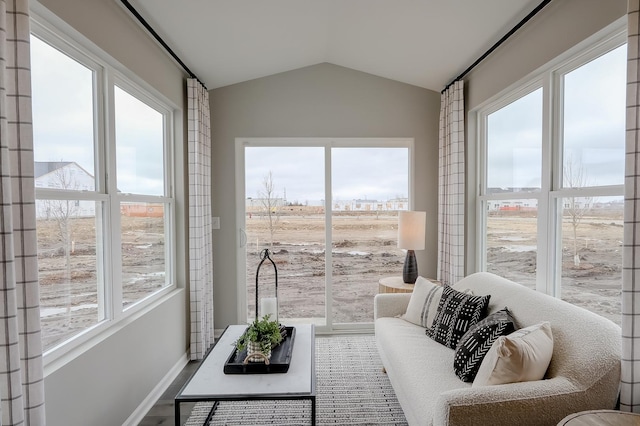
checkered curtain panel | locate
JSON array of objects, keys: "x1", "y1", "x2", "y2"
[
  {"x1": 188, "y1": 78, "x2": 214, "y2": 360},
  {"x1": 0, "y1": 0, "x2": 46, "y2": 424},
  {"x1": 437, "y1": 80, "x2": 465, "y2": 286},
  {"x1": 623, "y1": 0, "x2": 640, "y2": 412}
]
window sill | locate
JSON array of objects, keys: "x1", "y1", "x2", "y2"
[{"x1": 43, "y1": 286, "x2": 184, "y2": 377}]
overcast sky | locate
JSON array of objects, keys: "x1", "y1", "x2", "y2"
[
  {"x1": 487, "y1": 44, "x2": 626, "y2": 190},
  {"x1": 31, "y1": 36, "x2": 94, "y2": 173},
  {"x1": 31, "y1": 35, "x2": 626, "y2": 199},
  {"x1": 245, "y1": 146, "x2": 409, "y2": 204},
  {"x1": 31, "y1": 35, "x2": 165, "y2": 196}
]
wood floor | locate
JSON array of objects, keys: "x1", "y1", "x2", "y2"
[{"x1": 138, "y1": 361, "x2": 200, "y2": 426}]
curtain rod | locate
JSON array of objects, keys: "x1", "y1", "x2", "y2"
[
  {"x1": 119, "y1": 0, "x2": 208, "y2": 90},
  {"x1": 441, "y1": 0, "x2": 552, "y2": 94}
]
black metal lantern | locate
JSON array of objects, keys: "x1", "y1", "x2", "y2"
[{"x1": 255, "y1": 248, "x2": 278, "y2": 322}]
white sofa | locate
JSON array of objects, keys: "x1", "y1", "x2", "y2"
[{"x1": 374, "y1": 272, "x2": 621, "y2": 426}]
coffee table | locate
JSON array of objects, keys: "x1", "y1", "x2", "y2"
[{"x1": 175, "y1": 323, "x2": 316, "y2": 426}]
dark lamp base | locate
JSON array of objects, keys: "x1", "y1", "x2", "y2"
[{"x1": 403, "y1": 250, "x2": 418, "y2": 284}]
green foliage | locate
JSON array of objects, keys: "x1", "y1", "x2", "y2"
[{"x1": 235, "y1": 314, "x2": 283, "y2": 354}]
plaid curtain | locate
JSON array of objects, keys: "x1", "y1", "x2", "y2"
[
  {"x1": 187, "y1": 78, "x2": 214, "y2": 360},
  {"x1": 437, "y1": 80, "x2": 465, "y2": 286},
  {"x1": 622, "y1": 0, "x2": 640, "y2": 412},
  {"x1": 0, "y1": 0, "x2": 46, "y2": 424}
]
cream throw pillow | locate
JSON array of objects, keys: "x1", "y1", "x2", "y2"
[
  {"x1": 472, "y1": 321, "x2": 553, "y2": 387},
  {"x1": 403, "y1": 276, "x2": 443, "y2": 328}
]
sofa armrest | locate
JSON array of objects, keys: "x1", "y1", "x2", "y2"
[
  {"x1": 374, "y1": 293, "x2": 411, "y2": 320},
  {"x1": 433, "y1": 377, "x2": 601, "y2": 426}
]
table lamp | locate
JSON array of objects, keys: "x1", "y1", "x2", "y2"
[{"x1": 397, "y1": 211, "x2": 426, "y2": 284}]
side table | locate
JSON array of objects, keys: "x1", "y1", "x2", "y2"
[
  {"x1": 557, "y1": 409, "x2": 640, "y2": 425},
  {"x1": 378, "y1": 276, "x2": 440, "y2": 294}
]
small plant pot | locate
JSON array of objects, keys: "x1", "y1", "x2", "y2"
[{"x1": 245, "y1": 341, "x2": 271, "y2": 363}]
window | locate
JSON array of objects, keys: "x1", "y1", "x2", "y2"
[
  {"x1": 483, "y1": 88, "x2": 543, "y2": 289},
  {"x1": 238, "y1": 139, "x2": 412, "y2": 331},
  {"x1": 114, "y1": 85, "x2": 171, "y2": 308},
  {"x1": 31, "y1": 21, "x2": 175, "y2": 354},
  {"x1": 476, "y1": 30, "x2": 625, "y2": 324},
  {"x1": 555, "y1": 43, "x2": 625, "y2": 324}
]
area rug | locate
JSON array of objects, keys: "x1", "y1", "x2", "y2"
[{"x1": 185, "y1": 334, "x2": 408, "y2": 425}]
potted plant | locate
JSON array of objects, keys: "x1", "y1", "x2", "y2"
[{"x1": 235, "y1": 314, "x2": 284, "y2": 363}]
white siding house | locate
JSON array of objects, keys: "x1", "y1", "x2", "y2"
[{"x1": 35, "y1": 161, "x2": 96, "y2": 218}]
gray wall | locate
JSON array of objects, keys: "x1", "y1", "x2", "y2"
[
  {"x1": 45, "y1": 293, "x2": 186, "y2": 425},
  {"x1": 210, "y1": 63, "x2": 441, "y2": 328},
  {"x1": 33, "y1": 0, "x2": 189, "y2": 425}
]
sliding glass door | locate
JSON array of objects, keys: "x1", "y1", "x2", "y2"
[
  {"x1": 238, "y1": 139, "x2": 412, "y2": 331},
  {"x1": 244, "y1": 146, "x2": 327, "y2": 325},
  {"x1": 331, "y1": 147, "x2": 409, "y2": 324}
]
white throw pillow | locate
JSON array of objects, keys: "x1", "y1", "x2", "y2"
[
  {"x1": 472, "y1": 321, "x2": 553, "y2": 387},
  {"x1": 403, "y1": 276, "x2": 443, "y2": 328}
]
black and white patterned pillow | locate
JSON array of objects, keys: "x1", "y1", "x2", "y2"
[
  {"x1": 426, "y1": 285, "x2": 490, "y2": 349},
  {"x1": 453, "y1": 307, "x2": 516, "y2": 382}
]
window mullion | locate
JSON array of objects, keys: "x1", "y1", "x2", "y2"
[
  {"x1": 109, "y1": 195, "x2": 123, "y2": 317},
  {"x1": 538, "y1": 72, "x2": 554, "y2": 295},
  {"x1": 475, "y1": 111, "x2": 488, "y2": 274},
  {"x1": 324, "y1": 144, "x2": 333, "y2": 331},
  {"x1": 105, "y1": 73, "x2": 122, "y2": 319},
  {"x1": 548, "y1": 63, "x2": 566, "y2": 299}
]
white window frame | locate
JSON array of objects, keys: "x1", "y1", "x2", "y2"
[
  {"x1": 30, "y1": 5, "x2": 179, "y2": 368},
  {"x1": 470, "y1": 18, "x2": 626, "y2": 299},
  {"x1": 110, "y1": 77, "x2": 176, "y2": 312},
  {"x1": 235, "y1": 137, "x2": 415, "y2": 334},
  {"x1": 476, "y1": 81, "x2": 546, "y2": 291}
]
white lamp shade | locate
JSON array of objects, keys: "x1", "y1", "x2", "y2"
[{"x1": 397, "y1": 211, "x2": 426, "y2": 250}]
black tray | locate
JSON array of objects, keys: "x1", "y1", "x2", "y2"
[{"x1": 223, "y1": 326, "x2": 296, "y2": 374}]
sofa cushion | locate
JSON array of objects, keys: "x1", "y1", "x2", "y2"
[
  {"x1": 453, "y1": 307, "x2": 516, "y2": 382},
  {"x1": 427, "y1": 285, "x2": 491, "y2": 349},
  {"x1": 473, "y1": 321, "x2": 553, "y2": 387},
  {"x1": 403, "y1": 276, "x2": 443, "y2": 328},
  {"x1": 375, "y1": 317, "x2": 469, "y2": 426}
]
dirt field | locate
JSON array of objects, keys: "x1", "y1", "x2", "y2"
[
  {"x1": 246, "y1": 208, "x2": 623, "y2": 325},
  {"x1": 37, "y1": 215, "x2": 165, "y2": 350},
  {"x1": 245, "y1": 212, "x2": 404, "y2": 324},
  {"x1": 486, "y1": 210, "x2": 623, "y2": 324},
  {"x1": 37, "y1": 207, "x2": 623, "y2": 351}
]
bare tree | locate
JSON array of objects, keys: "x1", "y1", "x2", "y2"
[
  {"x1": 259, "y1": 171, "x2": 281, "y2": 247},
  {"x1": 43, "y1": 166, "x2": 80, "y2": 317},
  {"x1": 564, "y1": 155, "x2": 593, "y2": 266}
]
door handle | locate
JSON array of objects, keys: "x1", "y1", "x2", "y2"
[{"x1": 239, "y1": 228, "x2": 247, "y2": 248}]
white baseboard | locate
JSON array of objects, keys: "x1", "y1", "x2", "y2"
[{"x1": 122, "y1": 352, "x2": 190, "y2": 426}]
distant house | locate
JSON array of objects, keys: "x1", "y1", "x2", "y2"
[
  {"x1": 486, "y1": 198, "x2": 623, "y2": 213},
  {"x1": 245, "y1": 197, "x2": 286, "y2": 212},
  {"x1": 333, "y1": 198, "x2": 407, "y2": 212},
  {"x1": 487, "y1": 200, "x2": 537, "y2": 212},
  {"x1": 35, "y1": 161, "x2": 95, "y2": 218},
  {"x1": 35, "y1": 161, "x2": 95, "y2": 191},
  {"x1": 121, "y1": 203, "x2": 164, "y2": 217},
  {"x1": 35, "y1": 162, "x2": 165, "y2": 219}
]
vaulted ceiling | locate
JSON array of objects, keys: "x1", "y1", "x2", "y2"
[{"x1": 128, "y1": 0, "x2": 542, "y2": 91}]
